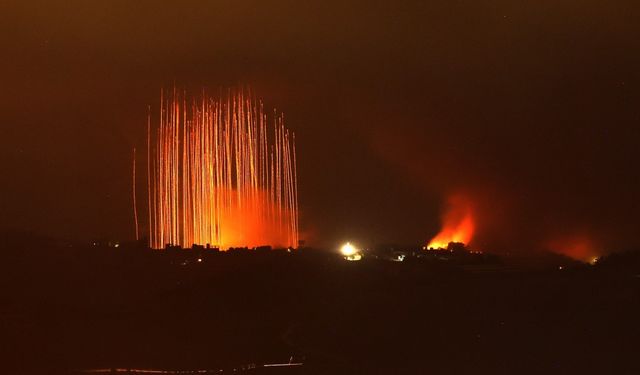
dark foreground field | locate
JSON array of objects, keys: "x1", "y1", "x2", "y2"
[{"x1": 2, "y1": 246, "x2": 640, "y2": 374}]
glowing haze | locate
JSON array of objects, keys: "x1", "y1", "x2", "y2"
[
  {"x1": 427, "y1": 195, "x2": 475, "y2": 249},
  {"x1": 546, "y1": 234, "x2": 599, "y2": 263},
  {"x1": 147, "y1": 89, "x2": 298, "y2": 249}
]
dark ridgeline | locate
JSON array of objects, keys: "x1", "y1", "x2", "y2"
[{"x1": 2, "y1": 231, "x2": 640, "y2": 374}]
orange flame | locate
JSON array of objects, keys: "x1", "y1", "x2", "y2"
[{"x1": 427, "y1": 195, "x2": 475, "y2": 249}]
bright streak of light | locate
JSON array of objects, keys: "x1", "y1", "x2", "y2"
[
  {"x1": 133, "y1": 147, "x2": 139, "y2": 241},
  {"x1": 148, "y1": 89, "x2": 299, "y2": 250}
]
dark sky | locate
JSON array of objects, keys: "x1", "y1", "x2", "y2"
[{"x1": 2, "y1": 1, "x2": 639, "y2": 256}]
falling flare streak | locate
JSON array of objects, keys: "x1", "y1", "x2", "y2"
[
  {"x1": 148, "y1": 89, "x2": 299, "y2": 249},
  {"x1": 132, "y1": 147, "x2": 139, "y2": 241}
]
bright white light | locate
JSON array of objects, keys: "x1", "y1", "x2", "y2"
[
  {"x1": 340, "y1": 242, "x2": 358, "y2": 256},
  {"x1": 197, "y1": 258, "x2": 202, "y2": 262},
  {"x1": 346, "y1": 253, "x2": 362, "y2": 261},
  {"x1": 340, "y1": 242, "x2": 363, "y2": 261}
]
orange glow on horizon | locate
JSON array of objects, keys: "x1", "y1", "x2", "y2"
[
  {"x1": 547, "y1": 234, "x2": 599, "y2": 263},
  {"x1": 427, "y1": 195, "x2": 475, "y2": 249}
]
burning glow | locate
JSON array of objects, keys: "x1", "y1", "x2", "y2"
[
  {"x1": 340, "y1": 242, "x2": 362, "y2": 260},
  {"x1": 427, "y1": 195, "x2": 475, "y2": 249},
  {"x1": 148, "y1": 89, "x2": 298, "y2": 249},
  {"x1": 547, "y1": 234, "x2": 599, "y2": 263},
  {"x1": 340, "y1": 242, "x2": 358, "y2": 256}
]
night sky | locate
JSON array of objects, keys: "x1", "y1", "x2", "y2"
[{"x1": 2, "y1": 1, "x2": 639, "y2": 256}]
